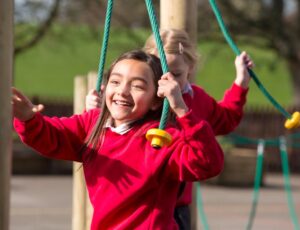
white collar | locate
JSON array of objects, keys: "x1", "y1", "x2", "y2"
[
  {"x1": 105, "y1": 118, "x2": 135, "y2": 135},
  {"x1": 182, "y1": 83, "x2": 194, "y2": 97}
]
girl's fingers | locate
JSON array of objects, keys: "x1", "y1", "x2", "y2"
[
  {"x1": 12, "y1": 87, "x2": 25, "y2": 99},
  {"x1": 161, "y1": 72, "x2": 175, "y2": 80},
  {"x1": 32, "y1": 104, "x2": 44, "y2": 113},
  {"x1": 166, "y1": 72, "x2": 175, "y2": 80},
  {"x1": 100, "y1": 84, "x2": 105, "y2": 91}
]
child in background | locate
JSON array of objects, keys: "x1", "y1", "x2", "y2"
[
  {"x1": 145, "y1": 29, "x2": 253, "y2": 230},
  {"x1": 12, "y1": 50, "x2": 224, "y2": 230},
  {"x1": 85, "y1": 29, "x2": 254, "y2": 230}
]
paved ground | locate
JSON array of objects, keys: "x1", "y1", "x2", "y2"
[{"x1": 10, "y1": 173, "x2": 300, "y2": 230}]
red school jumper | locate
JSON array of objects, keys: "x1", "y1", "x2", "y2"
[
  {"x1": 177, "y1": 83, "x2": 248, "y2": 206},
  {"x1": 14, "y1": 109, "x2": 224, "y2": 230}
]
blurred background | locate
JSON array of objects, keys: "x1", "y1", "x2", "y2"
[
  {"x1": 13, "y1": 0, "x2": 300, "y2": 173},
  {"x1": 8, "y1": 0, "x2": 300, "y2": 229}
]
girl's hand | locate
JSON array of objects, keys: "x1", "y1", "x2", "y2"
[
  {"x1": 86, "y1": 89, "x2": 101, "y2": 111},
  {"x1": 12, "y1": 87, "x2": 44, "y2": 121},
  {"x1": 234, "y1": 51, "x2": 254, "y2": 89},
  {"x1": 157, "y1": 73, "x2": 188, "y2": 117}
]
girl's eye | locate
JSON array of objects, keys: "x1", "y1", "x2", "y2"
[
  {"x1": 132, "y1": 85, "x2": 145, "y2": 90},
  {"x1": 172, "y1": 72, "x2": 181, "y2": 78},
  {"x1": 109, "y1": 80, "x2": 119, "y2": 85}
]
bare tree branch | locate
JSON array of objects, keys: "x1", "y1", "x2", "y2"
[{"x1": 14, "y1": 0, "x2": 60, "y2": 55}]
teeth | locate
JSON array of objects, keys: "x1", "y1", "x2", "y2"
[{"x1": 114, "y1": 100, "x2": 131, "y2": 106}]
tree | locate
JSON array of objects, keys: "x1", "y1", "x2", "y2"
[
  {"x1": 14, "y1": 0, "x2": 61, "y2": 55},
  {"x1": 14, "y1": 0, "x2": 300, "y2": 106},
  {"x1": 197, "y1": 0, "x2": 300, "y2": 106}
]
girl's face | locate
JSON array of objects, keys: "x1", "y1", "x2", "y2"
[
  {"x1": 105, "y1": 59, "x2": 159, "y2": 127},
  {"x1": 166, "y1": 54, "x2": 190, "y2": 91}
]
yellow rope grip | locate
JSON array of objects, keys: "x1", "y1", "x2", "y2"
[
  {"x1": 285, "y1": 111, "x2": 300, "y2": 129},
  {"x1": 146, "y1": 128, "x2": 172, "y2": 149}
]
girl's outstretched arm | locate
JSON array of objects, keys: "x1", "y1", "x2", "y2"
[
  {"x1": 11, "y1": 87, "x2": 44, "y2": 121},
  {"x1": 12, "y1": 87, "x2": 100, "y2": 162}
]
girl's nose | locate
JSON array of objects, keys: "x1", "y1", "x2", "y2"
[{"x1": 116, "y1": 83, "x2": 130, "y2": 96}]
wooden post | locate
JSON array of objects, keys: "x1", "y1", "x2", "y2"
[
  {"x1": 85, "y1": 72, "x2": 97, "y2": 230},
  {"x1": 160, "y1": 1, "x2": 200, "y2": 229},
  {"x1": 0, "y1": 0, "x2": 13, "y2": 229},
  {"x1": 72, "y1": 76, "x2": 88, "y2": 230},
  {"x1": 72, "y1": 72, "x2": 97, "y2": 230},
  {"x1": 160, "y1": 0, "x2": 197, "y2": 43}
]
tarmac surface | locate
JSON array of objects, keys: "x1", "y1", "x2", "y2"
[{"x1": 10, "y1": 173, "x2": 300, "y2": 230}]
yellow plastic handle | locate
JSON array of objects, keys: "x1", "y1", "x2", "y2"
[
  {"x1": 285, "y1": 111, "x2": 300, "y2": 129},
  {"x1": 146, "y1": 128, "x2": 172, "y2": 149}
]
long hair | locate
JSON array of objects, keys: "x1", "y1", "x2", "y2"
[{"x1": 84, "y1": 50, "x2": 164, "y2": 154}]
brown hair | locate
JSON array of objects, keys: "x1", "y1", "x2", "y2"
[{"x1": 84, "y1": 50, "x2": 164, "y2": 153}]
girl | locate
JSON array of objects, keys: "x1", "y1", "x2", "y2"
[
  {"x1": 145, "y1": 29, "x2": 253, "y2": 230},
  {"x1": 13, "y1": 50, "x2": 224, "y2": 230},
  {"x1": 85, "y1": 30, "x2": 254, "y2": 230}
]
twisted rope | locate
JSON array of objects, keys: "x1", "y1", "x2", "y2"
[
  {"x1": 96, "y1": 0, "x2": 113, "y2": 92},
  {"x1": 209, "y1": 0, "x2": 291, "y2": 119},
  {"x1": 145, "y1": 0, "x2": 170, "y2": 130}
]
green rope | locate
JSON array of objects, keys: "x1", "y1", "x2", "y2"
[
  {"x1": 96, "y1": 0, "x2": 113, "y2": 92},
  {"x1": 279, "y1": 137, "x2": 300, "y2": 230},
  {"x1": 196, "y1": 182, "x2": 210, "y2": 230},
  {"x1": 246, "y1": 140, "x2": 265, "y2": 230},
  {"x1": 145, "y1": 0, "x2": 170, "y2": 130},
  {"x1": 209, "y1": 0, "x2": 291, "y2": 119},
  {"x1": 225, "y1": 132, "x2": 300, "y2": 149}
]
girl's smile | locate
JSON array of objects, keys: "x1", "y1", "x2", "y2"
[{"x1": 105, "y1": 59, "x2": 159, "y2": 127}]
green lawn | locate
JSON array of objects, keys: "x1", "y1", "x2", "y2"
[{"x1": 14, "y1": 25, "x2": 293, "y2": 107}]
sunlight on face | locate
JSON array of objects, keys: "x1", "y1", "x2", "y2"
[
  {"x1": 166, "y1": 54, "x2": 191, "y2": 91},
  {"x1": 105, "y1": 59, "x2": 158, "y2": 127}
]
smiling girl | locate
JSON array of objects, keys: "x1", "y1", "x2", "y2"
[
  {"x1": 85, "y1": 30, "x2": 254, "y2": 230},
  {"x1": 12, "y1": 50, "x2": 224, "y2": 230}
]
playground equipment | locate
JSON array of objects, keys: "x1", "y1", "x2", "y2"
[
  {"x1": 0, "y1": 0, "x2": 13, "y2": 230},
  {"x1": 73, "y1": 0, "x2": 300, "y2": 229},
  {"x1": 95, "y1": 0, "x2": 174, "y2": 148},
  {"x1": 209, "y1": 0, "x2": 300, "y2": 130},
  {"x1": 196, "y1": 133, "x2": 300, "y2": 230},
  {"x1": 73, "y1": 1, "x2": 198, "y2": 229},
  {"x1": 95, "y1": 0, "x2": 300, "y2": 150}
]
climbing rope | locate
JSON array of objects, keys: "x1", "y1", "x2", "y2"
[
  {"x1": 246, "y1": 139, "x2": 265, "y2": 230},
  {"x1": 208, "y1": 0, "x2": 300, "y2": 129},
  {"x1": 95, "y1": 0, "x2": 172, "y2": 148},
  {"x1": 96, "y1": 0, "x2": 113, "y2": 92},
  {"x1": 197, "y1": 133, "x2": 300, "y2": 229},
  {"x1": 197, "y1": 182, "x2": 210, "y2": 230},
  {"x1": 144, "y1": 0, "x2": 170, "y2": 130},
  {"x1": 144, "y1": 0, "x2": 172, "y2": 148},
  {"x1": 279, "y1": 137, "x2": 300, "y2": 230}
]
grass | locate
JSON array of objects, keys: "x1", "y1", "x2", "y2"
[
  {"x1": 197, "y1": 42, "x2": 292, "y2": 107},
  {"x1": 14, "y1": 24, "x2": 293, "y2": 107}
]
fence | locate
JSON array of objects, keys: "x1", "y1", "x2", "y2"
[{"x1": 16, "y1": 91, "x2": 300, "y2": 173}]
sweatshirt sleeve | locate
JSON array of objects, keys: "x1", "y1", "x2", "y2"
[
  {"x1": 13, "y1": 110, "x2": 99, "y2": 162},
  {"x1": 200, "y1": 83, "x2": 248, "y2": 135},
  {"x1": 166, "y1": 110, "x2": 224, "y2": 181}
]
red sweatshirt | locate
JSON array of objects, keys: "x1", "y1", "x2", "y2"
[
  {"x1": 177, "y1": 83, "x2": 248, "y2": 206},
  {"x1": 14, "y1": 109, "x2": 224, "y2": 230}
]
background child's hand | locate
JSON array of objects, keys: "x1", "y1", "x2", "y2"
[
  {"x1": 234, "y1": 51, "x2": 254, "y2": 89},
  {"x1": 12, "y1": 87, "x2": 44, "y2": 121},
  {"x1": 86, "y1": 89, "x2": 101, "y2": 111},
  {"x1": 157, "y1": 73, "x2": 188, "y2": 117}
]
